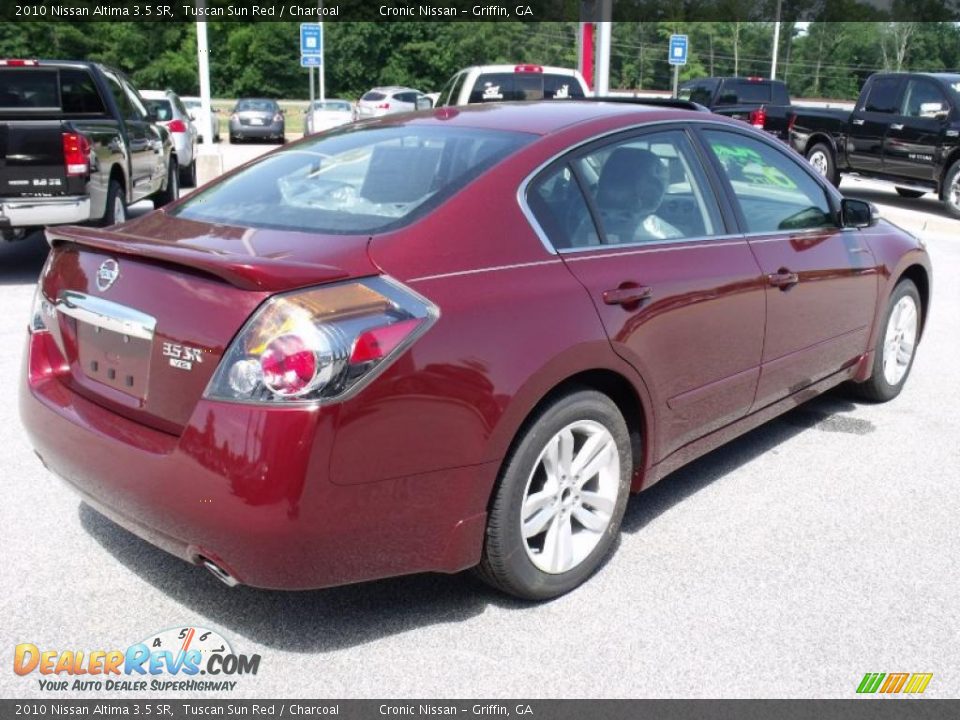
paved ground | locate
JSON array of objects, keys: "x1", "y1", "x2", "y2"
[{"x1": 1, "y1": 142, "x2": 958, "y2": 699}]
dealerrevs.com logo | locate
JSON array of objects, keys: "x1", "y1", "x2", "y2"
[{"x1": 13, "y1": 626, "x2": 261, "y2": 692}]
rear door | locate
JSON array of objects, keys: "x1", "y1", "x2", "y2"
[
  {"x1": 103, "y1": 71, "x2": 157, "y2": 201},
  {"x1": 883, "y1": 76, "x2": 951, "y2": 183},
  {"x1": 697, "y1": 127, "x2": 879, "y2": 410},
  {"x1": 526, "y1": 126, "x2": 766, "y2": 462},
  {"x1": 848, "y1": 75, "x2": 905, "y2": 174}
]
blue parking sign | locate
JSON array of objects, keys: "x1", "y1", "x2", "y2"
[
  {"x1": 300, "y1": 24, "x2": 322, "y2": 56},
  {"x1": 669, "y1": 35, "x2": 688, "y2": 66}
]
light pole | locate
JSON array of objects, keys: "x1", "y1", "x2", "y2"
[{"x1": 771, "y1": 0, "x2": 782, "y2": 80}]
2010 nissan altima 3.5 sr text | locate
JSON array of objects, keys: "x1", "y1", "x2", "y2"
[{"x1": 21, "y1": 102, "x2": 931, "y2": 600}]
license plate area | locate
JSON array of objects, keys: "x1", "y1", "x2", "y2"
[
  {"x1": 77, "y1": 322, "x2": 152, "y2": 400},
  {"x1": 249, "y1": 118, "x2": 264, "y2": 125}
]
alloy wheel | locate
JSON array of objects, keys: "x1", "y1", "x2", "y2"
[
  {"x1": 809, "y1": 150, "x2": 829, "y2": 178},
  {"x1": 882, "y1": 295, "x2": 918, "y2": 386},
  {"x1": 113, "y1": 196, "x2": 125, "y2": 224},
  {"x1": 520, "y1": 420, "x2": 620, "y2": 574}
]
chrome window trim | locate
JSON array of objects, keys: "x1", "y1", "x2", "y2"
[
  {"x1": 516, "y1": 117, "x2": 787, "y2": 256},
  {"x1": 56, "y1": 291, "x2": 156, "y2": 341}
]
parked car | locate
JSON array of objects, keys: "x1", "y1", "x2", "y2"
[
  {"x1": 181, "y1": 96, "x2": 220, "y2": 143},
  {"x1": 229, "y1": 98, "x2": 285, "y2": 144},
  {"x1": 304, "y1": 99, "x2": 353, "y2": 135},
  {"x1": 436, "y1": 64, "x2": 590, "y2": 106},
  {"x1": 355, "y1": 87, "x2": 426, "y2": 119},
  {"x1": 141, "y1": 89, "x2": 198, "y2": 187},
  {"x1": 678, "y1": 76, "x2": 794, "y2": 141},
  {"x1": 790, "y1": 72, "x2": 960, "y2": 216},
  {"x1": 0, "y1": 58, "x2": 176, "y2": 242},
  {"x1": 23, "y1": 102, "x2": 931, "y2": 600}
]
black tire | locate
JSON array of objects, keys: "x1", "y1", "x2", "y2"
[
  {"x1": 940, "y1": 159, "x2": 960, "y2": 218},
  {"x1": 179, "y1": 159, "x2": 197, "y2": 188},
  {"x1": 475, "y1": 389, "x2": 633, "y2": 600},
  {"x1": 153, "y1": 156, "x2": 179, "y2": 209},
  {"x1": 851, "y1": 279, "x2": 922, "y2": 403},
  {"x1": 229, "y1": 134, "x2": 240, "y2": 144},
  {"x1": 895, "y1": 187, "x2": 925, "y2": 199},
  {"x1": 100, "y1": 178, "x2": 127, "y2": 227},
  {"x1": 806, "y1": 142, "x2": 839, "y2": 187}
]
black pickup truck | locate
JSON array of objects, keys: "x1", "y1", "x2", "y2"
[
  {"x1": 0, "y1": 58, "x2": 177, "y2": 242},
  {"x1": 678, "y1": 76, "x2": 794, "y2": 141},
  {"x1": 790, "y1": 72, "x2": 960, "y2": 217}
]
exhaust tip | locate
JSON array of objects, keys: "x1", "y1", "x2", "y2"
[{"x1": 201, "y1": 557, "x2": 239, "y2": 587}]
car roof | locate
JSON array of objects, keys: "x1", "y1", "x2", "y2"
[
  {"x1": 366, "y1": 87, "x2": 418, "y2": 93},
  {"x1": 384, "y1": 100, "x2": 728, "y2": 136}
]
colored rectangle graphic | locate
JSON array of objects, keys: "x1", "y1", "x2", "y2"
[{"x1": 857, "y1": 672, "x2": 932, "y2": 694}]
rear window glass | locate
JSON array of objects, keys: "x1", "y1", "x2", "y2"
[
  {"x1": 144, "y1": 99, "x2": 174, "y2": 121},
  {"x1": 362, "y1": 91, "x2": 386, "y2": 102},
  {"x1": 236, "y1": 99, "x2": 277, "y2": 112},
  {"x1": 314, "y1": 101, "x2": 351, "y2": 112},
  {"x1": 678, "y1": 83, "x2": 715, "y2": 105},
  {"x1": 172, "y1": 125, "x2": 533, "y2": 234},
  {"x1": 468, "y1": 73, "x2": 583, "y2": 103},
  {"x1": 0, "y1": 69, "x2": 61, "y2": 109},
  {"x1": 717, "y1": 81, "x2": 772, "y2": 105}
]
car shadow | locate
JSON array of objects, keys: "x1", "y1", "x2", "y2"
[
  {"x1": 79, "y1": 390, "x2": 864, "y2": 652},
  {"x1": 841, "y1": 184, "x2": 959, "y2": 222},
  {"x1": 0, "y1": 231, "x2": 48, "y2": 286}
]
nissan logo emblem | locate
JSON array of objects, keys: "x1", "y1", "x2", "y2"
[{"x1": 96, "y1": 259, "x2": 120, "y2": 291}]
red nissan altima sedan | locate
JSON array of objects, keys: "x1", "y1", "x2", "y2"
[{"x1": 21, "y1": 101, "x2": 931, "y2": 599}]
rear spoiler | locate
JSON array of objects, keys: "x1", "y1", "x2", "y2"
[
  {"x1": 583, "y1": 97, "x2": 709, "y2": 112},
  {"x1": 46, "y1": 225, "x2": 349, "y2": 293}
]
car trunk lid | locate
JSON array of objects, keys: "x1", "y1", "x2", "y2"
[{"x1": 42, "y1": 214, "x2": 377, "y2": 434}]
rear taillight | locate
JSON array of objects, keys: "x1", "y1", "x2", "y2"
[
  {"x1": 748, "y1": 107, "x2": 767, "y2": 129},
  {"x1": 0, "y1": 59, "x2": 38, "y2": 66},
  {"x1": 61, "y1": 132, "x2": 91, "y2": 176},
  {"x1": 376, "y1": 103, "x2": 391, "y2": 110},
  {"x1": 787, "y1": 112, "x2": 797, "y2": 133},
  {"x1": 273, "y1": 113, "x2": 283, "y2": 123},
  {"x1": 205, "y1": 277, "x2": 438, "y2": 404},
  {"x1": 514, "y1": 64, "x2": 544, "y2": 73},
  {"x1": 230, "y1": 113, "x2": 238, "y2": 122},
  {"x1": 167, "y1": 119, "x2": 188, "y2": 133}
]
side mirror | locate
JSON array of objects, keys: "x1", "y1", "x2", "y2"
[
  {"x1": 415, "y1": 96, "x2": 434, "y2": 111},
  {"x1": 188, "y1": 111, "x2": 197, "y2": 121},
  {"x1": 841, "y1": 198, "x2": 879, "y2": 228}
]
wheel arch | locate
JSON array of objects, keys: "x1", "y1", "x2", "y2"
[
  {"x1": 898, "y1": 264, "x2": 931, "y2": 340},
  {"x1": 804, "y1": 132, "x2": 838, "y2": 158},
  {"x1": 939, "y1": 147, "x2": 960, "y2": 195}
]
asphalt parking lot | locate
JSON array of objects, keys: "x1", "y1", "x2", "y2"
[{"x1": 1, "y1": 139, "x2": 958, "y2": 699}]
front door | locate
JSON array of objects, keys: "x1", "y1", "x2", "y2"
[
  {"x1": 525, "y1": 127, "x2": 766, "y2": 462},
  {"x1": 697, "y1": 128, "x2": 880, "y2": 411},
  {"x1": 884, "y1": 77, "x2": 951, "y2": 183}
]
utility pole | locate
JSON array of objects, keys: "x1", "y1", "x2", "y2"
[{"x1": 593, "y1": 0, "x2": 612, "y2": 95}]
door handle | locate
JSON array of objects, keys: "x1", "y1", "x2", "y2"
[
  {"x1": 767, "y1": 270, "x2": 800, "y2": 290},
  {"x1": 852, "y1": 118, "x2": 865, "y2": 126},
  {"x1": 890, "y1": 123, "x2": 904, "y2": 131},
  {"x1": 602, "y1": 283, "x2": 652, "y2": 306}
]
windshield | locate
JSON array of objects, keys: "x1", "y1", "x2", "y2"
[
  {"x1": 172, "y1": 125, "x2": 533, "y2": 234},
  {"x1": 236, "y1": 99, "x2": 277, "y2": 112},
  {"x1": 314, "y1": 101, "x2": 351, "y2": 112}
]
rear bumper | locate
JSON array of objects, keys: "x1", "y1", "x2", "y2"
[
  {"x1": 20, "y1": 331, "x2": 492, "y2": 590},
  {"x1": 0, "y1": 195, "x2": 91, "y2": 228},
  {"x1": 229, "y1": 122, "x2": 284, "y2": 139}
]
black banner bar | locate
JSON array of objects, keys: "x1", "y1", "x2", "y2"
[
  {"x1": 0, "y1": 700, "x2": 957, "y2": 719},
  {"x1": 2, "y1": 0, "x2": 959, "y2": 23}
]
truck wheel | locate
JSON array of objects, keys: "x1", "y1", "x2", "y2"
[
  {"x1": 153, "y1": 157, "x2": 179, "y2": 209},
  {"x1": 895, "y1": 187, "x2": 925, "y2": 199},
  {"x1": 179, "y1": 159, "x2": 197, "y2": 188},
  {"x1": 941, "y1": 160, "x2": 960, "y2": 218},
  {"x1": 806, "y1": 143, "x2": 839, "y2": 187},
  {"x1": 101, "y1": 179, "x2": 127, "y2": 227}
]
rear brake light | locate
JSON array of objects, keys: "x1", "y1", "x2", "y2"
[
  {"x1": 787, "y1": 112, "x2": 797, "y2": 133},
  {"x1": 747, "y1": 76, "x2": 763, "y2": 82},
  {"x1": 514, "y1": 64, "x2": 544, "y2": 73},
  {"x1": 205, "y1": 277, "x2": 438, "y2": 404},
  {"x1": 0, "y1": 59, "x2": 38, "y2": 66},
  {"x1": 167, "y1": 119, "x2": 188, "y2": 133},
  {"x1": 376, "y1": 103, "x2": 391, "y2": 109},
  {"x1": 61, "y1": 132, "x2": 91, "y2": 176},
  {"x1": 273, "y1": 113, "x2": 283, "y2": 123},
  {"x1": 748, "y1": 107, "x2": 767, "y2": 129}
]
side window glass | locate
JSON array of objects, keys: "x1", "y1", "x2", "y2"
[
  {"x1": 864, "y1": 77, "x2": 902, "y2": 114},
  {"x1": 901, "y1": 80, "x2": 948, "y2": 118},
  {"x1": 105, "y1": 74, "x2": 134, "y2": 119},
  {"x1": 122, "y1": 81, "x2": 147, "y2": 120},
  {"x1": 573, "y1": 130, "x2": 723, "y2": 245},
  {"x1": 527, "y1": 164, "x2": 596, "y2": 251},
  {"x1": 58, "y1": 69, "x2": 106, "y2": 114},
  {"x1": 449, "y1": 72, "x2": 467, "y2": 105},
  {"x1": 703, "y1": 130, "x2": 836, "y2": 233}
]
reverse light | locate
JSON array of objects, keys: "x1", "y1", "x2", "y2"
[
  {"x1": 29, "y1": 286, "x2": 54, "y2": 334},
  {"x1": 62, "y1": 132, "x2": 91, "y2": 176},
  {"x1": 167, "y1": 119, "x2": 188, "y2": 133},
  {"x1": 205, "y1": 277, "x2": 438, "y2": 404}
]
